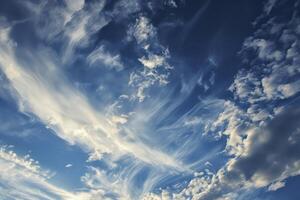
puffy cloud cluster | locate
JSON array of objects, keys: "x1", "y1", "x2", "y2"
[
  {"x1": 145, "y1": 101, "x2": 300, "y2": 200},
  {"x1": 1, "y1": 0, "x2": 300, "y2": 199},
  {"x1": 192, "y1": 105, "x2": 300, "y2": 200},
  {"x1": 232, "y1": 5, "x2": 300, "y2": 102},
  {"x1": 128, "y1": 16, "x2": 173, "y2": 102},
  {"x1": 143, "y1": 0, "x2": 300, "y2": 199}
]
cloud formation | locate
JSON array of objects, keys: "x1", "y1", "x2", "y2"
[{"x1": 0, "y1": 0, "x2": 300, "y2": 199}]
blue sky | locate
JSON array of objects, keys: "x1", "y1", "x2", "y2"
[{"x1": 0, "y1": 0, "x2": 300, "y2": 199}]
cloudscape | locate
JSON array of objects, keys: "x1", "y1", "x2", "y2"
[{"x1": 0, "y1": 0, "x2": 300, "y2": 199}]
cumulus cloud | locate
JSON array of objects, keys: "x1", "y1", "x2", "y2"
[
  {"x1": 127, "y1": 16, "x2": 173, "y2": 102},
  {"x1": 147, "y1": 102, "x2": 300, "y2": 200},
  {"x1": 128, "y1": 16, "x2": 156, "y2": 45},
  {"x1": 202, "y1": 104, "x2": 300, "y2": 199},
  {"x1": 143, "y1": 1, "x2": 300, "y2": 199},
  {"x1": 237, "y1": 3, "x2": 300, "y2": 102},
  {"x1": 138, "y1": 54, "x2": 166, "y2": 69},
  {"x1": 2, "y1": 0, "x2": 300, "y2": 199}
]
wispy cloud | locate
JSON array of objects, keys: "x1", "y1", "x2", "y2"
[
  {"x1": 1, "y1": 0, "x2": 300, "y2": 199},
  {"x1": 0, "y1": 21, "x2": 183, "y2": 171},
  {"x1": 143, "y1": 0, "x2": 300, "y2": 199},
  {"x1": 0, "y1": 145, "x2": 80, "y2": 200},
  {"x1": 87, "y1": 45, "x2": 123, "y2": 71}
]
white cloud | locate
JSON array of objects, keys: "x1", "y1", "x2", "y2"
[
  {"x1": 0, "y1": 26, "x2": 183, "y2": 171},
  {"x1": 0, "y1": 145, "x2": 121, "y2": 200},
  {"x1": 62, "y1": 1, "x2": 110, "y2": 63},
  {"x1": 239, "y1": 9, "x2": 300, "y2": 102},
  {"x1": 243, "y1": 38, "x2": 283, "y2": 61},
  {"x1": 143, "y1": 1, "x2": 300, "y2": 199},
  {"x1": 268, "y1": 181, "x2": 285, "y2": 191},
  {"x1": 151, "y1": 105, "x2": 300, "y2": 199},
  {"x1": 229, "y1": 70, "x2": 265, "y2": 104},
  {"x1": 128, "y1": 67, "x2": 170, "y2": 102},
  {"x1": 81, "y1": 166, "x2": 132, "y2": 199},
  {"x1": 278, "y1": 79, "x2": 300, "y2": 98},
  {"x1": 128, "y1": 16, "x2": 173, "y2": 102},
  {"x1": 64, "y1": 0, "x2": 85, "y2": 12},
  {"x1": 139, "y1": 54, "x2": 165, "y2": 69},
  {"x1": 209, "y1": 101, "x2": 250, "y2": 155},
  {"x1": 0, "y1": 19, "x2": 196, "y2": 200},
  {"x1": 65, "y1": 164, "x2": 72, "y2": 168},
  {"x1": 111, "y1": 0, "x2": 141, "y2": 20},
  {"x1": 129, "y1": 16, "x2": 156, "y2": 44},
  {"x1": 261, "y1": 65, "x2": 300, "y2": 100},
  {"x1": 87, "y1": 45, "x2": 123, "y2": 71},
  {"x1": 0, "y1": 145, "x2": 82, "y2": 200}
]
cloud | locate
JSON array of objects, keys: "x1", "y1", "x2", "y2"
[
  {"x1": 128, "y1": 16, "x2": 156, "y2": 45},
  {"x1": 21, "y1": 0, "x2": 110, "y2": 63},
  {"x1": 111, "y1": 0, "x2": 141, "y2": 20},
  {"x1": 62, "y1": 1, "x2": 110, "y2": 63},
  {"x1": 197, "y1": 59, "x2": 217, "y2": 92},
  {"x1": 142, "y1": 1, "x2": 300, "y2": 199},
  {"x1": 2, "y1": 0, "x2": 299, "y2": 199},
  {"x1": 268, "y1": 181, "x2": 285, "y2": 191},
  {"x1": 138, "y1": 54, "x2": 166, "y2": 69},
  {"x1": 0, "y1": 146, "x2": 120, "y2": 200},
  {"x1": 264, "y1": 0, "x2": 277, "y2": 15},
  {"x1": 0, "y1": 145, "x2": 81, "y2": 200},
  {"x1": 151, "y1": 103, "x2": 300, "y2": 200},
  {"x1": 0, "y1": 7, "x2": 200, "y2": 199},
  {"x1": 65, "y1": 164, "x2": 72, "y2": 168},
  {"x1": 229, "y1": 69, "x2": 265, "y2": 104},
  {"x1": 179, "y1": 0, "x2": 211, "y2": 43},
  {"x1": 87, "y1": 45, "x2": 123, "y2": 71},
  {"x1": 201, "y1": 104, "x2": 300, "y2": 199},
  {"x1": 127, "y1": 16, "x2": 173, "y2": 102},
  {"x1": 237, "y1": 2, "x2": 300, "y2": 102},
  {"x1": 0, "y1": 25, "x2": 184, "y2": 172},
  {"x1": 81, "y1": 166, "x2": 132, "y2": 199},
  {"x1": 64, "y1": 0, "x2": 85, "y2": 12},
  {"x1": 165, "y1": 0, "x2": 178, "y2": 8}
]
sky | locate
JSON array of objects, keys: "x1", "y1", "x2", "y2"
[{"x1": 0, "y1": 0, "x2": 300, "y2": 199}]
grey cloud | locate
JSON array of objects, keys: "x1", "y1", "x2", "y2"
[
  {"x1": 145, "y1": 1, "x2": 300, "y2": 199},
  {"x1": 190, "y1": 102, "x2": 300, "y2": 200},
  {"x1": 233, "y1": 1, "x2": 300, "y2": 103},
  {"x1": 264, "y1": 0, "x2": 277, "y2": 15}
]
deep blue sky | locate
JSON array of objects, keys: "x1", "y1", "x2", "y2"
[{"x1": 0, "y1": 0, "x2": 300, "y2": 199}]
